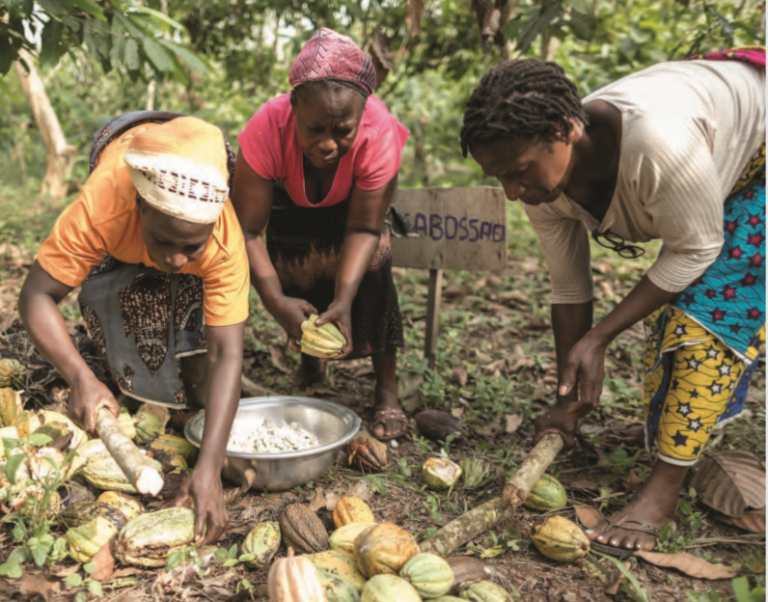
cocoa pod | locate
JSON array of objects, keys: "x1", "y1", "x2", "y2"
[
  {"x1": 0, "y1": 360, "x2": 27, "y2": 390},
  {"x1": 115, "y1": 507, "x2": 201, "y2": 567},
  {"x1": 242, "y1": 521, "x2": 281, "y2": 569},
  {"x1": 279, "y1": 503, "x2": 329, "y2": 555},
  {"x1": 306, "y1": 550, "x2": 366, "y2": 593},
  {"x1": 332, "y1": 496, "x2": 374, "y2": 528},
  {"x1": 347, "y1": 437, "x2": 387, "y2": 473},
  {"x1": 60, "y1": 501, "x2": 128, "y2": 531},
  {"x1": 354, "y1": 523, "x2": 420, "y2": 578},
  {"x1": 360, "y1": 575, "x2": 421, "y2": 602},
  {"x1": 329, "y1": 522, "x2": 377, "y2": 556},
  {"x1": 97, "y1": 491, "x2": 144, "y2": 522},
  {"x1": 522, "y1": 474, "x2": 567, "y2": 512},
  {"x1": 267, "y1": 548, "x2": 327, "y2": 602},
  {"x1": 458, "y1": 580, "x2": 514, "y2": 601},
  {"x1": 400, "y1": 552, "x2": 453, "y2": 599},
  {"x1": 531, "y1": 515, "x2": 589, "y2": 563},
  {"x1": 415, "y1": 410, "x2": 465, "y2": 441},
  {"x1": 422, "y1": 458, "x2": 462, "y2": 490}
]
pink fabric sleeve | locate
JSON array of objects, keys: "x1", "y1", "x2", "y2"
[
  {"x1": 354, "y1": 105, "x2": 410, "y2": 191},
  {"x1": 237, "y1": 101, "x2": 283, "y2": 181}
]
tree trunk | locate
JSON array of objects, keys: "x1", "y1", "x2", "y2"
[{"x1": 14, "y1": 49, "x2": 77, "y2": 201}]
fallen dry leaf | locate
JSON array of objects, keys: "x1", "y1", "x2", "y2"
[
  {"x1": 604, "y1": 560, "x2": 630, "y2": 595},
  {"x1": 713, "y1": 507, "x2": 766, "y2": 533},
  {"x1": 450, "y1": 407, "x2": 464, "y2": 419},
  {"x1": 570, "y1": 478, "x2": 599, "y2": 491},
  {"x1": 19, "y1": 574, "x2": 60, "y2": 602},
  {"x1": 505, "y1": 414, "x2": 523, "y2": 434},
  {"x1": 50, "y1": 564, "x2": 81, "y2": 578},
  {"x1": 325, "y1": 491, "x2": 342, "y2": 511},
  {"x1": 450, "y1": 367, "x2": 468, "y2": 387},
  {"x1": 690, "y1": 451, "x2": 765, "y2": 517},
  {"x1": 634, "y1": 550, "x2": 739, "y2": 580},
  {"x1": 91, "y1": 541, "x2": 115, "y2": 581},
  {"x1": 269, "y1": 345, "x2": 290, "y2": 373},
  {"x1": 308, "y1": 487, "x2": 326, "y2": 512},
  {"x1": 347, "y1": 479, "x2": 373, "y2": 502},
  {"x1": 573, "y1": 504, "x2": 602, "y2": 529}
]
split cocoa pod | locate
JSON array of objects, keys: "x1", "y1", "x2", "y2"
[
  {"x1": 531, "y1": 515, "x2": 590, "y2": 563},
  {"x1": 301, "y1": 314, "x2": 347, "y2": 359},
  {"x1": 268, "y1": 547, "x2": 327, "y2": 602},
  {"x1": 333, "y1": 496, "x2": 374, "y2": 528},
  {"x1": 353, "y1": 523, "x2": 420, "y2": 578},
  {"x1": 115, "y1": 507, "x2": 201, "y2": 567},
  {"x1": 347, "y1": 436, "x2": 387, "y2": 473},
  {"x1": 423, "y1": 458, "x2": 462, "y2": 490},
  {"x1": 280, "y1": 503, "x2": 329, "y2": 555},
  {"x1": 97, "y1": 491, "x2": 145, "y2": 522},
  {"x1": 242, "y1": 521, "x2": 281, "y2": 569}
]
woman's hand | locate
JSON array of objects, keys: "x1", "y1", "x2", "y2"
[
  {"x1": 316, "y1": 299, "x2": 353, "y2": 358},
  {"x1": 533, "y1": 400, "x2": 579, "y2": 450},
  {"x1": 268, "y1": 296, "x2": 318, "y2": 352},
  {"x1": 557, "y1": 329, "x2": 609, "y2": 421},
  {"x1": 174, "y1": 464, "x2": 228, "y2": 545},
  {"x1": 68, "y1": 371, "x2": 120, "y2": 433}
]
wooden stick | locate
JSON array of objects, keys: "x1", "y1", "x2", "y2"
[
  {"x1": 502, "y1": 432, "x2": 564, "y2": 507},
  {"x1": 420, "y1": 433, "x2": 564, "y2": 557},
  {"x1": 95, "y1": 408, "x2": 164, "y2": 496}
]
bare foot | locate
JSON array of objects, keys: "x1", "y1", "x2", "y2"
[
  {"x1": 586, "y1": 459, "x2": 687, "y2": 552},
  {"x1": 371, "y1": 347, "x2": 407, "y2": 440},
  {"x1": 288, "y1": 354, "x2": 327, "y2": 389}
]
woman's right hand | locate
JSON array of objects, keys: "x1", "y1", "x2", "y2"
[
  {"x1": 533, "y1": 399, "x2": 579, "y2": 451},
  {"x1": 68, "y1": 371, "x2": 121, "y2": 433},
  {"x1": 268, "y1": 295, "x2": 318, "y2": 352}
]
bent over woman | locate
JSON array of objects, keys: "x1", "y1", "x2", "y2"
[
  {"x1": 232, "y1": 28, "x2": 410, "y2": 439},
  {"x1": 461, "y1": 48, "x2": 765, "y2": 554},
  {"x1": 19, "y1": 116, "x2": 250, "y2": 543}
]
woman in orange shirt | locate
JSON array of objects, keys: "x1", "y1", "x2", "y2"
[{"x1": 19, "y1": 115, "x2": 250, "y2": 544}]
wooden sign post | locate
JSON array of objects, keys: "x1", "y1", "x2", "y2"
[{"x1": 391, "y1": 187, "x2": 507, "y2": 368}]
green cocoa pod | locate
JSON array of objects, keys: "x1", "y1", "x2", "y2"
[
  {"x1": 133, "y1": 404, "x2": 169, "y2": 443},
  {"x1": 459, "y1": 580, "x2": 514, "y2": 602},
  {"x1": 115, "y1": 507, "x2": 201, "y2": 567},
  {"x1": 422, "y1": 458, "x2": 462, "y2": 490},
  {"x1": 522, "y1": 474, "x2": 567, "y2": 512},
  {"x1": 328, "y1": 522, "x2": 377, "y2": 556},
  {"x1": 306, "y1": 550, "x2": 366, "y2": 592},
  {"x1": 60, "y1": 501, "x2": 127, "y2": 531},
  {"x1": 97, "y1": 491, "x2": 145, "y2": 522},
  {"x1": 0, "y1": 360, "x2": 27, "y2": 391},
  {"x1": 242, "y1": 521, "x2": 281, "y2": 569},
  {"x1": 149, "y1": 434, "x2": 198, "y2": 465},
  {"x1": 400, "y1": 552, "x2": 454, "y2": 599},
  {"x1": 360, "y1": 575, "x2": 422, "y2": 602},
  {"x1": 66, "y1": 516, "x2": 120, "y2": 563},
  {"x1": 316, "y1": 569, "x2": 361, "y2": 602}
]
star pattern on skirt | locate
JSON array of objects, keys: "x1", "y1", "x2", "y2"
[
  {"x1": 678, "y1": 402, "x2": 692, "y2": 417},
  {"x1": 688, "y1": 417, "x2": 703, "y2": 432},
  {"x1": 672, "y1": 431, "x2": 688, "y2": 447},
  {"x1": 718, "y1": 363, "x2": 732, "y2": 376}
]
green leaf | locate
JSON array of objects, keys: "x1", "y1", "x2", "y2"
[
  {"x1": 0, "y1": 560, "x2": 22, "y2": 579},
  {"x1": 6, "y1": 452, "x2": 25, "y2": 484},
  {"x1": 64, "y1": 573, "x2": 84, "y2": 587},
  {"x1": 12, "y1": 522, "x2": 25, "y2": 542},
  {"x1": 69, "y1": 0, "x2": 106, "y2": 21},
  {"x1": 213, "y1": 547, "x2": 229, "y2": 563},
  {"x1": 84, "y1": 562, "x2": 95, "y2": 575},
  {"x1": 223, "y1": 558, "x2": 239, "y2": 567},
  {"x1": 88, "y1": 580, "x2": 103, "y2": 596},
  {"x1": 134, "y1": 6, "x2": 187, "y2": 31},
  {"x1": 2, "y1": 437, "x2": 21, "y2": 450},
  {"x1": 40, "y1": 17, "x2": 65, "y2": 69},
  {"x1": 30, "y1": 543, "x2": 49, "y2": 567},
  {"x1": 37, "y1": 0, "x2": 67, "y2": 18},
  {"x1": 228, "y1": 544, "x2": 238, "y2": 558},
  {"x1": 124, "y1": 38, "x2": 140, "y2": 71},
  {"x1": 75, "y1": 592, "x2": 87, "y2": 602},
  {"x1": 110, "y1": 18, "x2": 126, "y2": 65},
  {"x1": 165, "y1": 550, "x2": 184, "y2": 572},
  {"x1": 142, "y1": 37, "x2": 174, "y2": 73},
  {"x1": 516, "y1": 1, "x2": 563, "y2": 56},
  {"x1": 565, "y1": 0, "x2": 594, "y2": 15},
  {"x1": 238, "y1": 553, "x2": 255, "y2": 563}
]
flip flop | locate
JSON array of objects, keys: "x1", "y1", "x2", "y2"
[
  {"x1": 371, "y1": 406, "x2": 408, "y2": 441},
  {"x1": 588, "y1": 517, "x2": 677, "y2": 558}
]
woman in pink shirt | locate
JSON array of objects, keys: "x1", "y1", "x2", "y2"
[{"x1": 232, "y1": 29, "x2": 410, "y2": 439}]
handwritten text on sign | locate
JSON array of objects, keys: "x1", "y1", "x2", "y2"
[{"x1": 391, "y1": 187, "x2": 507, "y2": 271}]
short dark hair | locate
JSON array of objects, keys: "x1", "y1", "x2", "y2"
[
  {"x1": 460, "y1": 58, "x2": 588, "y2": 157},
  {"x1": 290, "y1": 79, "x2": 368, "y2": 107}
]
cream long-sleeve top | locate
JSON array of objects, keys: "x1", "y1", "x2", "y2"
[{"x1": 524, "y1": 59, "x2": 765, "y2": 304}]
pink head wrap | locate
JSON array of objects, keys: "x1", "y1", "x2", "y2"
[{"x1": 289, "y1": 28, "x2": 377, "y2": 96}]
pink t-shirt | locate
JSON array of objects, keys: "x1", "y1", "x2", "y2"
[{"x1": 238, "y1": 93, "x2": 409, "y2": 208}]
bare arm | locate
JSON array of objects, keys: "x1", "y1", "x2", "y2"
[
  {"x1": 230, "y1": 151, "x2": 317, "y2": 350},
  {"x1": 176, "y1": 321, "x2": 244, "y2": 545},
  {"x1": 317, "y1": 175, "x2": 398, "y2": 356},
  {"x1": 19, "y1": 261, "x2": 119, "y2": 431}
]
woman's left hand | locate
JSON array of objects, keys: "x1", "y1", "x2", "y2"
[
  {"x1": 557, "y1": 329, "x2": 609, "y2": 420},
  {"x1": 316, "y1": 300, "x2": 353, "y2": 359},
  {"x1": 174, "y1": 464, "x2": 228, "y2": 545}
]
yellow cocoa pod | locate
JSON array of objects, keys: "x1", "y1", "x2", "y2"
[
  {"x1": 117, "y1": 405, "x2": 136, "y2": 440},
  {"x1": 531, "y1": 515, "x2": 590, "y2": 562},
  {"x1": 305, "y1": 550, "x2": 366, "y2": 592},
  {"x1": 115, "y1": 507, "x2": 201, "y2": 567},
  {"x1": 360, "y1": 575, "x2": 421, "y2": 602},
  {"x1": 66, "y1": 516, "x2": 119, "y2": 563},
  {"x1": 353, "y1": 523, "x2": 420, "y2": 579},
  {"x1": 523, "y1": 474, "x2": 567, "y2": 512},
  {"x1": 328, "y1": 522, "x2": 377, "y2": 556},
  {"x1": 0, "y1": 389, "x2": 24, "y2": 429},
  {"x1": 242, "y1": 521, "x2": 281, "y2": 569},
  {"x1": 301, "y1": 315, "x2": 346, "y2": 359},
  {"x1": 97, "y1": 491, "x2": 145, "y2": 522},
  {"x1": 149, "y1": 434, "x2": 198, "y2": 465},
  {"x1": 133, "y1": 403, "x2": 169, "y2": 442},
  {"x1": 333, "y1": 496, "x2": 375, "y2": 529}
]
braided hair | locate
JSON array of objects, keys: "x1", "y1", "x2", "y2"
[{"x1": 460, "y1": 58, "x2": 588, "y2": 157}]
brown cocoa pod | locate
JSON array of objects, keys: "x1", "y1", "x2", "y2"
[
  {"x1": 347, "y1": 436, "x2": 388, "y2": 472},
  {"x1": 415, "y1": 410, "x2": 465, "y2": 441},
  {"x1": 445, "y1": 556, "x2": 491, "y2": 594},
  {"x1": 279, "y1": 503, "x2": 329, "y2": 555}
]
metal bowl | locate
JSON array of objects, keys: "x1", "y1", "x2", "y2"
[{"x1": 185, "y1": 396, "x2": 361, "y2": 491}]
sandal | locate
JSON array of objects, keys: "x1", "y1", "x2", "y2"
[
  {"x1": 371, "y1": 406, "x2": 408, "y2": 441},
  {"x1": 588, "y1": 517, "x2": 677, "y2": 558}
]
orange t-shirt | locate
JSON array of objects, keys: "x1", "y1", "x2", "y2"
[{"x1": 37, "y1": 124, "x2": 250, "y2": 327}]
